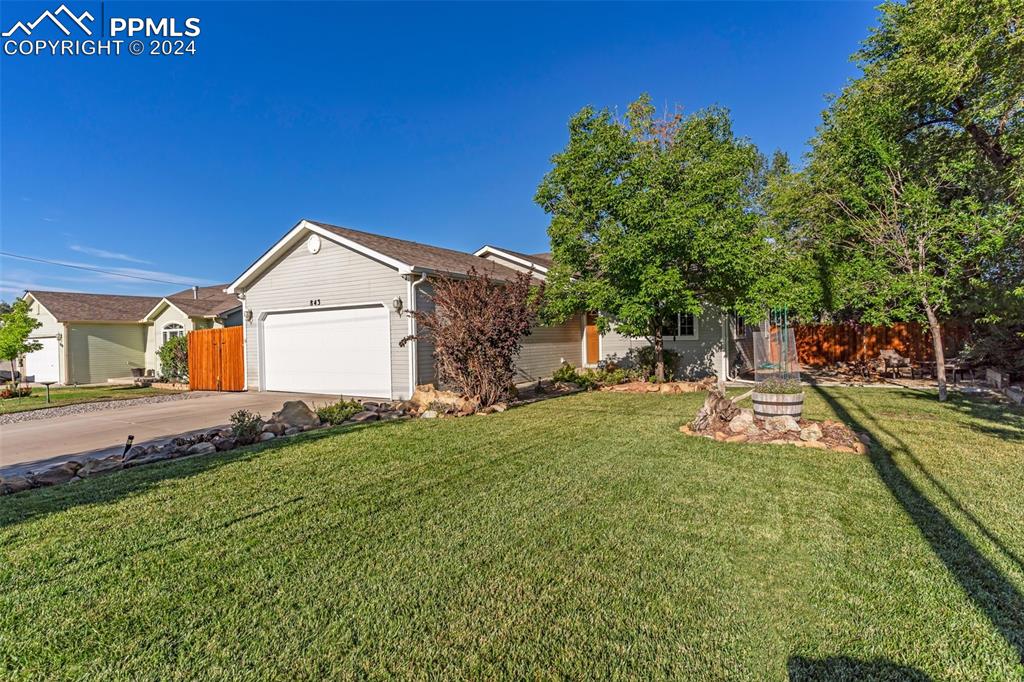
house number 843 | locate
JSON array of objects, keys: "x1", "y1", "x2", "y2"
[{"x1": 309, "y1": 299, "x2": 321, "y2": 306}]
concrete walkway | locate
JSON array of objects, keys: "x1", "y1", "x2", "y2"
[{"x1": 0, "y1": 391, "x2": 333, "y2": 477}]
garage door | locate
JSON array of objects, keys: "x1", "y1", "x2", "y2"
[
  {"x1": 261, "y1": 306, "x2": 392, "y2": 398},
  {"x1": 23, "y1": 337, "x2": 60, "y2": 383}
]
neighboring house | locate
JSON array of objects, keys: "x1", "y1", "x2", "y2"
[
  {"x1": 226, "y1": 219, "x2": 731, "y2": 400},
  {"x1": 21, "y1": 286, "x2": 240, "y2": 385}
]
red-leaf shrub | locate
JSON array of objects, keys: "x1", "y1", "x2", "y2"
[{"x1": 403, "y1": 269, "x2": 542, "y2": 407}]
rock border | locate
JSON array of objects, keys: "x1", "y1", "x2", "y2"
[
  {"x1": 0, "y1": 399, "x2": 412, "y2": 496},
  {"x1": 680, "y1": 407, "x2": 871, "y2": 455}
]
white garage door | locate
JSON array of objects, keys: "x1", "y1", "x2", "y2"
[
  {"x1": 262, "y1": 306, "x2": 392, "y2": 398},
  {"x1": 23, "y1": 337, "x2": 60, "y2": 383}
]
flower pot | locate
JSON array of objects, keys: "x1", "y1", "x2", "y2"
[{"x1": 752, "y1": 391, "x2": 805, "y2": 420}]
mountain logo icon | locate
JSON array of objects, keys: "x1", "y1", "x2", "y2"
[{"x1": 3, "y1": 4, "x2": 95, "y2": 37}]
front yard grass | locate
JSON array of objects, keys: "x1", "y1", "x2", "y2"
[
  {"x1": 0, "y1": 385, "x2": 181, "y2": 414},
  {"x1": 1, "y1": 387, "x2": 1022, "y2": 679}
]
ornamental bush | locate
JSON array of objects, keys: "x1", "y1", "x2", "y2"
[
  {"x1": 158, "y1": 335, "x2": 189, "y2": 381},
  {"x1": 230, "y1": 409, "x2": 263, "y2": 444},
  {"x1": 315, "y1": 399, "x2": 363, "y2": 425}
]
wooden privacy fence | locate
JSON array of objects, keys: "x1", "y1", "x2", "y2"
[
  {"x1": 793, "y1": 322, "x2": 967, "y2": 367},
  {"x1": 188, "y1": 327, "x2": 245, "y2": 391}
]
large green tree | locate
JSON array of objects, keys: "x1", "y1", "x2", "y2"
[
  {"x1": 0, "y1": 299, "x2": 42, "y2": 387},
  {"x1": 802, "y1": 0, "x2": 1023, "y2": 400},
  {"x1": 535, "y1": 95, "x2": 764, "y2": 381}
]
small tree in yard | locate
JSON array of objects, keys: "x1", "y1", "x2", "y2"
[
  {"x1": 0, "y1": 299, "x2": 42, "y2": 387},
  {"x1": 403, "y1": 269, "x2": 542, "y2": 407},
  {"x1": 158, "y1": 335, "x2": 189, "y2": 381},
  {"x1": 535, "y1": 95, "x2": 765, "y2": 381}
]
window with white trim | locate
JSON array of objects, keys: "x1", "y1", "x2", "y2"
[
  {"x1": 660, "y1": 312, "x2": 698, "y2": 339},
  {"x1": 161, "y1": 322, "x2": 185, "y2": 344}
]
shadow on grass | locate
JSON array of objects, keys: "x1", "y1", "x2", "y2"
[
  {"x1": 788, "y1": 655, "x2": 931, "y2": 681},
  {"x1": 895, "y1": 388, "x2": 1024, "y2": 442},
  {"x1": 0, "y1": 421, "x2": 396, "y2": 532},
  {"x1": 811, "y1": 386, "x2": 1024, "y2": 666}
]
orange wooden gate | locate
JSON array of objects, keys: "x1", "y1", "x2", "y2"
[{"x1": 188, "y1": 327, "x2": 245, "y2": 391}]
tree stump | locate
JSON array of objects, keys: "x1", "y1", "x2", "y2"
[{"x1": 692, "y1": 385, "x2": 739, "y2": 432}]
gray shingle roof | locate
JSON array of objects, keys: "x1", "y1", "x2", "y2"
[
  {"x1": 308, "y1": 220, "x2": 530, "y2": 280},
  {"x1": 27, "y1": 291, "x2": 160, "y2": 322},
  {"x1": 165, "y1": 285, "x2": 239, "y2": 317}
]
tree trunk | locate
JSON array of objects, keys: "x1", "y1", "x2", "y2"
[
  {"x1": 923, "y1": 298, "x2": 947, "y2": 402},
  {"x1": 10, "y1": 359, "x2": 17, "y2": 388},
  {"x1": 653, "y1": 326, "x2": 665, "y2": 382}
]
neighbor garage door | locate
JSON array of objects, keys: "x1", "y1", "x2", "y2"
[
  {"x1": 261, "y1": 305, "x2": 391, "y2": 398},
  {"x1": 23, "y1": 337, "x2": 60, "y2": 383}
]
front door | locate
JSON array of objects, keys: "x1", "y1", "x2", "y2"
[{"x1": 585, "y1": 313, "x2": 600, "y2": 366}]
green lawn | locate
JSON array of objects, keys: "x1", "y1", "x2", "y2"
[
  {"x1": 0, "y1": 385, "x2": 181, "y2": 414},
  {"x1": 2, "y1": 388, "x2": 1022, "y2": 679}
]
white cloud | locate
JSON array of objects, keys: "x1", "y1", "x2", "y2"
[{"x1": 69, "y1": 244, "x2": 151, "y2": 264}]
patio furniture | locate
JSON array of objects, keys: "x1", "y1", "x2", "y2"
[{"x1": 878, "y1": 350, "x2": 911, "y2": 379}]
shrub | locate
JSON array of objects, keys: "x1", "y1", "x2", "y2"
[
  {"x1": 230, "y1": 409, "x2": 263, "y2": 444},
  {"x1": 402, "y1": 268, "x2": 542, "y2": 407},
  {"x1": 754, "y1": 378, "x2": 803, "y2": 394},
  {"x1": 552, "y1": 363, "x2": 580, "y2": 384},
  {"x1": 158, "y1": 335, "x2": 189, "y2": 381},
  {"x1": 1, "y1": 384, "x2": 33, "y2": 399},
  {"x1": 550, "y1": 363, "x2": 630, "y2": 390},
  {"x1": 629, "y1": 346, "x2": 680, "y2": 381},
  {"x1": 316, "y1": 399, "x2": 363, "y2": 425}
]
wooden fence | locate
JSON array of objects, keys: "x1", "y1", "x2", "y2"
[
  {"x1": 188, "y1": 327, "x2": 245, "y2": 391},
  {"x1": 793, "y1": 322, "x2": 967, "y2": 367}
]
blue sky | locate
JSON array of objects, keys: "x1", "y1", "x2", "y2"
[{"x1": 0, "y1": 1, "x2": 878, "y2": 298}]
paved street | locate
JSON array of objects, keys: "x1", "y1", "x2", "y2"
[{"x1": 0, "y1": 391, "x2": 332, "y2": 476}]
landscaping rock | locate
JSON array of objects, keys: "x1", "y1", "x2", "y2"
[
  {"x1": 262, "y1": 422, "x2": 286, "y2": 436},
  {"x1": 765, "y1": 415, "x2": 800, "y2": 434},
  {"x1": 186, "y1": 442, "x2": 217, "y2": 456},
  {"x1": 420, "y1": 410, "x2": 438, "y2": 419},
  {"x1": 123, "y1": 445, "x2": 150, "y2": 463},
  {"x1": 792, "y1": 439, "x2": 828, "y2": 449},
  {"x1": 78, "y1": 456, "x2": 123, "y2": 477},
  {"x1": 351, "y1": 410, "x2": 380, "y2": 423},
  {"x1": 856, "y1": 432, "x2": 873, "y2": 446},
  {"x1": 33, "y1": 461, "x2": 80, "y2": 486},
  {"x1": 258, "y1": 431, "x2": 277, "y2": 441},
  {"x1": 379, "y1": 411, "x2": 402, "y2": 421},
  {"x1": 799, "y1": 424, "x2": 823, "y2": 442},
  {"x1": 724, "y1": 434, "x2": 748, "y2": 443},
  {"x1": 1, "y1": 475, "x2": 33, "y2": 494},
  {"x1": 270, "y1": 400, "x2": 320, "y2": 429},
  {"x1": 214, "y1": 437, "x2": 237, "y2": 451},
  {"x1": 284, "y1": 426, "x2": 301, "y2": 436},
  {"x1": 728, "y1": 409, "x2": 755, "y2": 434}
]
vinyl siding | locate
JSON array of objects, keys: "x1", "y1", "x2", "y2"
[
  {"x1": 240, "y1": 234, "x2": 410, "y2": 399},
  {"x1": 67, "y1": 324, "x2": 146, "y2": 384},
  {"x1": 414, "y1": 282, "x2": 436, "y2": 386},
  {"x1": 600, "y1": 311, "x2": 727, "y2": 379},
  {"x1": 515, "y1": 315, "x2": 583, "y2": 382},
  {"x1": 222, "y1": 308, "x2": 243, "y2": 327},
  {"x1": 145, "y1": 305, "x2": 192, "y2": 372}
]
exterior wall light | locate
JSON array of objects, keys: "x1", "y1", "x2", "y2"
[{"x1": 392, "y1": 296, "x2": 403, "y2": 314}]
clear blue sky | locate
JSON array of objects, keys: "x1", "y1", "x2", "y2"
[{"x1": 0, "y1": 1, "x2": 878, "y2": 298}]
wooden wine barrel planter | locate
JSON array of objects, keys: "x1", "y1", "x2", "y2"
[{"x1": 752, "y1": 391, "x2": 805, "y2": 419}]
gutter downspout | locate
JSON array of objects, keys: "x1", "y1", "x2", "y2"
[{"x1": 406, "y1": 272, "x2": 427, "y2": 399}]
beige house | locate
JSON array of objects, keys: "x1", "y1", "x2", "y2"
[
  {"x1": 226, "y1": 219, "x2": 730, "y2": 400},
  {"x1": 21, "y1": 286, "x2": 240, "y2": 385}
]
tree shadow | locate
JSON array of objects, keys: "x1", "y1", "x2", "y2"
[
  {"x1": 893, "y1": 388, "x2": 1024, "y2": 442},
  {"x1": 787, "y1": 655, "x2": 931, "y2": 681},
  {"x1": 0, "y1": 421, "x2": 395, "y2": 532},
  {"x1": 811, "y1": 386, "x2": 1024, "y2": 665}
]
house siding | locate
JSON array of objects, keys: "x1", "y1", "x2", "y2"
[
  {"x1": 516, "y1": 315, "x2": 583, "y2": 382},
  {"x1": 67, "y1": 324, "x2": 146, "y2": 384},
  {"x1": 145, "y1": 305, "x2": 193, "y2": 373},
  {"x1": 600, "y1": 310, "x2": 727, "y2": 379},
  {"x1": 414, "y1": 282, "x2": 436, "y2": 386},
  {"x1": 240, "y1": 235, "x2": 411, "y2": 399},
  {"x1": 26, "y1": 299, "x2": 67, "y2": 383}
]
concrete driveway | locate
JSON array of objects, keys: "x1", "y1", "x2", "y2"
[{"x1": 0, "y1": 391, "x2": 333, "y2": 477}]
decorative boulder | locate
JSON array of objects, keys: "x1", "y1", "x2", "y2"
[
  {"x1": 214, "y1": 436, "x2": 237, "y2": 451},
  {"x1": 186, "y1": 442, "x2": 217, "y2": 456},
  {"x1": 800, "y1": 424, "x2": 823, "y2": 442},
  {"x1": 262, "y1": 422, "x2": 286, "y2": 436},
  {"x1": 1, "y1": 475, "x2": 33, "y2": 495},
  {"x1": 420, "y1": 410, "x2": 438, "y2": 419},
  {"x1": 258, "y1": 431, "x2": 277, "y2": 441},
  {"x1": 78, "y1": 456, "x2": 123, "y2": 477},
  {"x1": 33, "y1": 461, "x2": 80, "y2": 487},
  {"x1": 270, "y1": 400, "x2": 321, "y2": 429},
  {"x1": 728, "y1": 409, "x2": 755, "y2": 434},
  {"x1": 765, "y1": 415, "x2": 800, "y2": 434},
  {"x1": 123, "y1": 445, "x2": 150, "y2": 463}
]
